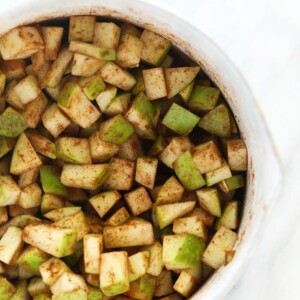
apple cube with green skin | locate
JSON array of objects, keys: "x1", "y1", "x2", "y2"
[
  {"x1": 78, "y1": 72, "x2": 106, "y2": 100},
  {"x1": 155, "y1": 201, "x2": 196, "y2": 229},
  {"x1": 10, "y1": 133, "x2": 42, "y2": 175},
  {"x1": 103, "y1": 158, "x2": 135, "y2": 191},
  {"x1": 54, "y1": 210, "x2": 90, "y2": 241},
  {"x1": 173, "y1": 215, "x2": 207, "y2": 241},
  {"x1": 224, "y1": 174, "x2": 245, "y2": 191},
  {"x1": 10, "y1": 280, "x2": 30, "y2": 300},
  {"x1": 41, "y1": 26, "x2": 64, "y2": 60},
  {"x1": 89, "y1": 131, "x2": 120, "y2": 163},
  {"x1": 42, "y1": 103, "x2": 71, "y2": 138},
  {"x1": 51, "y1": 272, "x2": 88, "y2": 296},
  {"x1": 118, "y1": 133, "x2": 143, "y2": 161},
  {"x1": 125, "y1": 92, "x2": 156, "y2": 140},
  {"x1": 0, "y1": 175, "x2": 21, "y2": 206},
  {"x1": 104, "y1": 219, "x2": 155, "y2": 248},
  {"x1": 63, "y1": 240, "x2": 83, "y2": 268},
  {"x1": 173, "y1": 151, "x2": 206, "y2": 191},
  {"x1": 100, "y1": 251, "x2": 129, "y2": 296},
  {"x1": 142, "y1": 68, "x2": 167, "y2": 100},
  {"x1": 17, "y1": 182, "x2": 42, "y2": 209},
  {"x1": 87, "y1": 285, "x2": 103, "y2": 300},
  {"x1": 227, "y1": 139, "x2": 248, "y2": 171},
  {"x1": 0, "y1": 107, "x2": 28, "y2": 138},
  {"x1": 61, "y1": 164, "x2": 109, "y2": 190},
  {"x1": 198, "y1": 104, "x2": 231, "y2": 137},
  {"x1": 0, "y1": 226, "x2": 24, "y2": 265},
  {"x1": 164, "y1": 67, "x2": 200, "y2": 99},
  {"x1": 99, "y1": 62, "x2": 136, "y2": 91},
  {"x1": 162, "y1": 103, "x2": 200, "y2": 136},
  {"x1": 191, "y1": 140, "x2": 223, "y2": 174},
  {"x1": 69, "y1": 16, "x2": 96, "y2": 42},
  {"x1": 89, "y1": 190, "x2": 121, "y2": 218},
  {"x1": 155, "y1": 176, "x2": 184, "y2": 205},
  {"x1": 71, "y1": 53, "x2": 104, "y2": 77},
  {"x1": 52, "y1": 289, "x2": 88, "y2": 300},
  {"x1": 135, "y1": 157, "x2": 158, "y2": 189},
  {"x1": 0, "y1": 276, "x2": 16, "y2": 300},
  {"x1": 132, "y1": 69, "x2": 145, "y2": 96},
  {"x1": 56, "y1": 137, "x2": 91, "y2": 164},
  {"x1": 27, "y1": 277, "x2": 51, "y2": 297},
  {"x1": 128, "y1": 251, "x2": 150, "y2": 282},
  {"x1": 98, "y1": 114, "x2": 135, "y2": 145},
  {"x1": 40, "y1": 165, "x2": 68, "y2": 197},
  {"x1": 105, "y1": 207, "x2": 131, "y2": 227},
  {"x1": 69, "y1": 40, "x2": 116, "y2": 61},
  {"x1": 104, "y1": 92, "x2": 131, "y2": 117},
  {"x1": 188, "y1": 85, "x2": 220, "y2": 112},
  {"x1": 16, "y1": 246, "x2": 50, "y2": 275},
  {"x1": 126, "y1": 273, "x2": 156, "y2": 300},
  {"x1": 95, "y1": 84, "x2": 118, "y2": 112},
  {"x1": 160, "y1": 54, "x2": 174, "y2": 68},
  {"x1": 44, "y1": 207, "x2": 81, "y2": 222},
  {"x1": 0, "y1": 137, "x2": 15, "y2": 159},
  {"x1": 216, "y1": 201, "x2": 238, "y2": 230},
  {"x1": 205, "y1": 159, "x2": 232, "y2": 187},
  {"x1": 141, "y1": 241, "x2": 163, "y2": 277},
  {"x1": 0, "y1": 26, "x2": 44, "y2": 60},
  {"x1": 116, "y1": 33, "x2": 143, "y2": 68},
  {"x1": 159, "y1": 136, "x2": 193, "y2": 169},
  {"x1": 83, "y1": 234, "x2": 103, "y2": 274},
  {"x1": 14, "y1": 75, "x2": 41, "y2": 105},
  {"x1": 173, "y1": 271, "x2": 196, "y2": 298},
  {"x1": 93, "y1": 22, "x2": 121, "y2": 50},
  {"x1": 196, "y1": 188, "x2": 221, "y2": 217},
  {"x1": 179, "y1": 80, "x2": 195, "y2": 104},
  {"x1": 39, "y1": 258, "x2": 71, "y2": 286},
  {"x1": 26, "y1": 130, "x2": 56, "y2": 159},
  {"x1": 163, "y1": 234, "x2": 205, "y2": 270},
  {"x1": 140, "y1": 29, "x2": 171, "y2": 66},
  {"x1": 23, "y1": 223, "x2": 77, "y2": 257},
  {"x1": 58, "y1": 82, "x2": 101, "y2": 128},
  {"x1": 40, "y1": 194, "x2": 64, "y2": 214},
  {"x1": 43, "y1": 48, "x2": 74, "y2": 88},
  {"x1": 202, "y1": 225, "x2": 237, "y2": 269}
]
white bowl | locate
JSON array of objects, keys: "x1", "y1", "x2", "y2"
[{"x1": 0, "y1": 0, "x2": 282, "y2": 298}]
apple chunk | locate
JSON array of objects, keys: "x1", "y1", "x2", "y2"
[
  {"x1": 83, "y1": 234, "x2": 103, "y2": 274},
  {"x1": 0, "y1": 175, "x2": 21, "y2": 206}
]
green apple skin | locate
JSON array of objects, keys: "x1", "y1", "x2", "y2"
[
  {"x1": 0, "y1": 137, "x2": 15, "y2": 158},
  {"x1": 40, "y1": 165, "x2": 68, "y2": 197},
  {"x1": 63, "y1": 239, "x2": 83, "y2": 267},
  {"x1": 126, "y1": 274, "x2": 156, "y2": 300},
  {"x1": 0, "y1": 276, "x2": 16, "y2": 300},
  {"x1": 10, "y1": 280, "x2": 30, "y2": 300},
  {"x1": 87, "y1": 286, "x2": 103, "y2": 300},
  {"x1": 0, "y1": 107, "x2": 28, "y2": 138}
]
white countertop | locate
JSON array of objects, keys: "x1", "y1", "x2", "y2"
[{"x1": 146, "y1": 0, "x2": 299, "y2": 299}]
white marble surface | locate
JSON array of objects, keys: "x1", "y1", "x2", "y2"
[{"x1": 145, "y1": 0, "x2": 299, "y2": 299}]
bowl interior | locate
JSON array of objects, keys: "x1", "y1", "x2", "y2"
[{"x1": 0, "y1": 0, "x2": 282, "y2": 298}]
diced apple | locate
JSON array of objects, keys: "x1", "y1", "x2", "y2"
[
  {"x1": 78, "y1": 72, "x2": 106, "y2": 100},
  {"x1": 0, "y1": 137, "x2": 15, "y2": 159},
  {"x1": 148, "y1": 135, "x2": 166, "y2": 157},
  {"x1": 0, "y1": 107, "x2": 28, "y2": 138},
  {"x1": 93, "y1": 22, "x2": 121, "y2": 50},
  {"x1": 85, "y1": 215, "x2": 103, "y2": 234},
  {"x1": 216, "y1": 201, "x2": 238, "y2": 230},
  {"x1": 89, "y1": 190, "x2": 121, "y2": 218},
  {"x1": 43, "y1": 48, "x2": 74, "y2": 88},
  {"x1": 173, "y1": 271, "x2": 196, "y2": 298},
  {"x1": 202, "y1": 226, "x2": 237, "y2": 269},
  {"x1": 141, "y1": 241, "x2": 163, "y2": 277},
  {"x1": 83, "y1": 234, "x2": 103, "y2": 274},
  {"x1": 121, "y1": 22, "x2": 141, "y2": 38},
  {"x1": 0, "y1": 226, "x2": 23, "y2": 265},
  {"x1": 58, "y1": 82, "x2": 101, "y2": 128},
  {"x1": 72, "y1": 53, "x2": 104, "y2": 77},
  {"x1": 196, "y1": 188, "x2": 221, "y2": 217},
  {"x1": 42, "y1": 103, "x2": 71, "y2": 138},
  {"x1": 103, "y1": 92, "x2": 131, "y2": 117},
  {"x1": 164, "y1": 67, "x2": 200, "y2": 99},
  {"x1": 51, "y1": 272, "x2": 88, "y2": 296},
  {"x1": 0, "y1": 207, "x2": 8, "y2": 225},
  {"x1": 44, "y1": 207, "x2": 81, "y2": 221},
  {"x1": 124, "y1": 187, "x2": 153, "y2": 216},
  {"x1": 205, "y1": 159, "x2": 232, "y2": 187},
  {"x1": 40, "y1": 194, "x2": 64, "y2": 214},
  {"x1": 132, "y1": 69, "x2": 145, "y2": 96},
  {"x1": 198, "y1": 104, "x2": 231, "y2": 137},
  {"x1": 40, "y1": 165, "x2": 68, "y2": 197},
  {"x1": 128, "y1": 251, "x2": 150, "y2": 282},
  {"x1": 87, "y1": 285, "x2": 103, "y2": 300},
  {"x1": 103, "y1": 157, "x2": 135, "y2": 191},
  {"x1": 156, "y1": 176, "x2": 184, "y2": 205},
  {"x1": 116, "y1": 34, "x2": 143, "y2": 68},
  {"x1": 69, "y1": 16, "x2": 96, "y2": 42},
  {"x1": 0, "y1": 59, "x2": 26, "y2": 81},
  {"x1": 126, "y1": 274, "x2": 156, "y2": 300},
  {"x1": 40, "y1": 26, "x2": 64, "y2": 61},
  {"x1": 22, "y1": 92, "x2": 48, "y2": 129},
  {"x1": 179, "y1": 80, "x2": 195, "y2": 104},
  {"x1": 159, "y1": 136, "x2": 193, "y2": 169},
  {"x1": 118, "y1": 133, "x2": 143, "y2": 161},
  {"x1": 163, "y1": 234, "x2": 205, "y2": 270},
  {"x1": 99, "y1": 62, "x2": 136, "y2": 91},
  {"x1": 61, "y1": 164, "x2": 109, "y2": 190},
  {"x1": 33, "y1": 294, "x2": 51, "y2": 300},
  {"x1": 23, "y1": 223, "x2": 77, "y2": 257},
  {"x1": 104, "y1": 219, "x2": 155, "y2": 248},
  {"x1": 63, "y1": 240, "x2": 83, "y2": 268},
  {"x1": 143, "y1": 68, "x2": 167, "y2": 100},
  {"x1": 10, "y1": 280, "x2": 30, "y2": 300},
  {"x1": 18, "y1": 183, "x2": 42, "y2": 209},
  {"x1": 173, "y1": 215, "x2": 207, "y2": 240},
  {"x1": 0, "y1": 71, "x2": 5, "y2": 97},
  {"x1": 0, "y1": 175, "x2": 20, "y2": 206},
  {"x1": 227, "y1": 139, "x2": 248, "y2": 171},
  {"x1": 0, "y1": 26, "x2": 44, "y2": 60},
  {"x1": 95, "y1": 84, "x2": 118, "y2": 112},
  {"x1": 160, "y1": 55, "x2": 174, "y2": 68},
  {"x1": 31, "y1": 50, "x2": 46, "y2": 72},
  {"x1": 154, "y1": 269, "x2": 173, "y2": 297},
  {"x1": 100, "y1": 251, "x2": 129, "y2": 296},
  {"x1": 155, "y1": 201, "x2": 196, "y2": 229},
  {"x1": 135, "y1": 157, "x2": 158, "y2": 189},
  {"x1": 140, "y1": 30, "x2": 171, "y2": 66},
  {"x1": 27, "y1": 277, "x2": 51, "y2": 297},
  {"x1": 0, "y1": 276, "x2": 16, "y2": 300},
  {"x1": 5, "y1": 80, "x2": 25, "y2": 110},
  {"x1": 105, "y1": 207, "x2": 131, "y2": 227}
]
